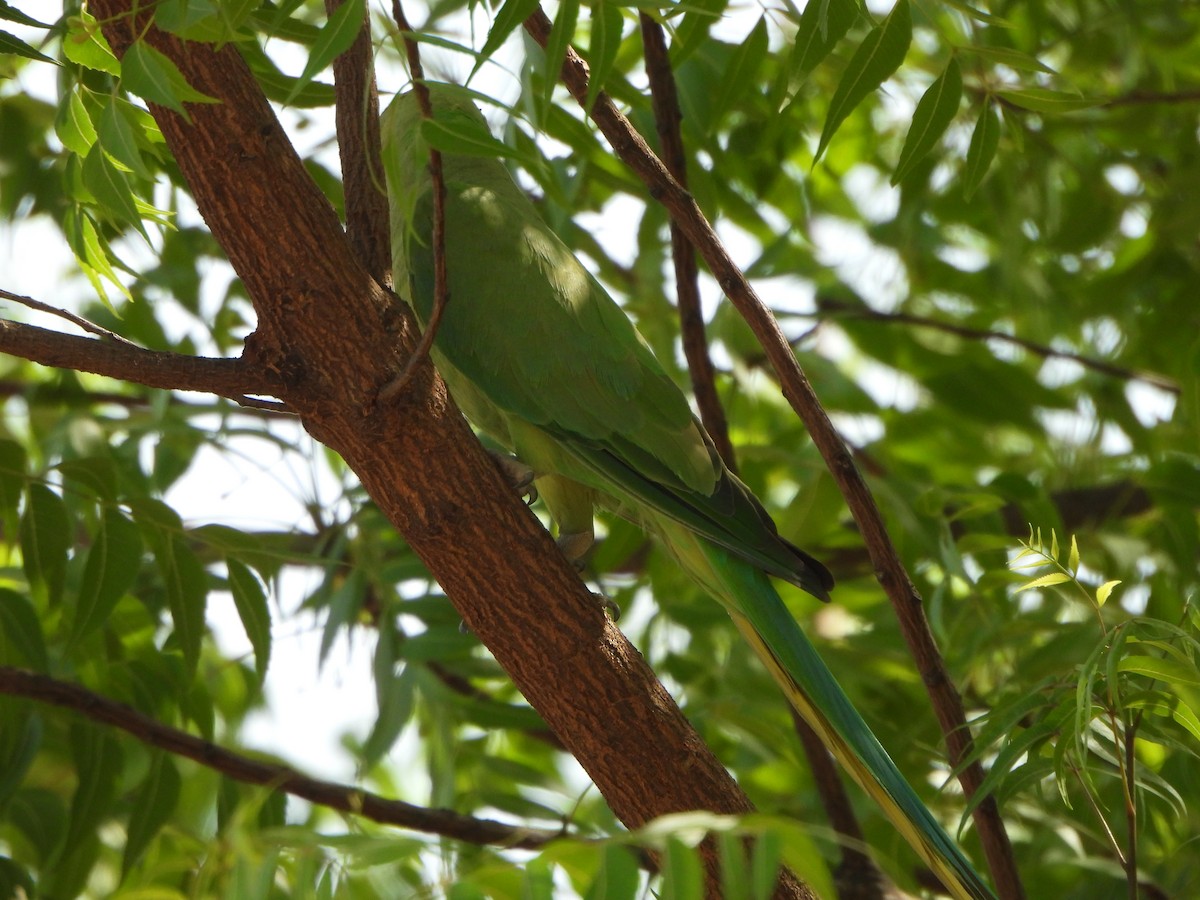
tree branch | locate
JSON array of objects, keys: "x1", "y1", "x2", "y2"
[
  {"x1": 522, "y1": 9, "x2": 1023, "y2": 898},
  {"x1": 0, "y1": 317, "x2": 286, "y2": 410},
  {"x1": 0, "y1": 666, "x2": 560, "y2": 850},
  {"x1": 819, "y1": 298, "x2": 1179, "y2": 395}
]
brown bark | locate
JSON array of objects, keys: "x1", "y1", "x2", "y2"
[{"x1": 82, "y1": 4, "x2": 813, "y2": 897}]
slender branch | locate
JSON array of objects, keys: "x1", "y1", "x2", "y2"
[
  {"x1": 522, "y1": 9, "x2": 1023, "y2": 897},
  {"x1": 0, "y1": 288, "x2": 138, "y2": 345},
  {"x1": 380, "y1": 1, "x2": 450, "y2": 403},
  {"x1": 0, "y1": 666, "x2": 561, "y2": 850},
  {"x1": 639, "y1": 14, "x2": 736, "y2": 472},
  {"x1": 819, "y1": 298, "x2": 1180, "y2": 395},
  {"x1": 324, "y1": 0, "x2": 391, "y2": 284},
  {"x1": 0, "y1": 318, "x2": 287, "y2": 410}
]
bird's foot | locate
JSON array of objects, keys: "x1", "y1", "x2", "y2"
[{"x1": 489, "y1": 452, "x2": 538, "y2": 505}]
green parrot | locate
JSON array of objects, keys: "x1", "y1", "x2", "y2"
[{"x1": 382, "y1": 85, "x2": 996, "y2": 900}]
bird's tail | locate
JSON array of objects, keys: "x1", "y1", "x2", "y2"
[{"x1": 659, "y1": 522, "x2": 996, "y2": 900}]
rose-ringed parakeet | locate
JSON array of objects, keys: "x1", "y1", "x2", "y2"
[{"x1": 381, "y1": 85, "x2": 995, "y2": 900}]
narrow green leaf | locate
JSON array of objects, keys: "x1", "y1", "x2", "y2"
[
  {"x1": 815, "y1": 0, "x2": 911, "y2": 163},
  {"x1": 940, "y1": 0, "x2": 1010, "y2": 25},
  {"x1": 55, "y1": 87, "x2": 97, "y2": 156},
  {"x1": 1067, "y1": 534, "x2": 1079, "y2": 572},
  {"x1": 0, "y1": 589, "x2": 48, "y2": 670},
  {"x1": 584, "y1": 844, "x2": 640, "y2": 900},
  {"x1": 955, "y1": 43, "x2": 1054, "y2": 74},
  {"x1": 158, "y1": 536, "x2": 207, "y2": 676},
  {"x1": 0, "y1": 440, "x2": 26, "y2": 524},
  {"x1": 788, "y1": 0, "x2": 857, "y2": 84},
  {"x1": 69, "y1": 509, "x2": 143, "y2": 646},
  {"x1": 19, "y1": 484, "x2": 70, "y2": 607},
  {"x1": 63, "y1": 724, "x2": 122, "y2": 857},
  {"x1": 892, "y1": 56, "x2": 961, "y2": 184},
  {"x1": 420, "y1": 115, "x2": 510, "y2": 159},
  {"x1": 542, "y1": 0, "x2": 580, "y2": 103},
  {"x1": 477, "y1": 0, "x2": 541, "y2": 75},
  {"x1": 0, "y1": 2, "x2": 50, "y2": 28},
  {"x1": 962, "y1": 96, "x2": 999, "y2": 198},
  {"x1": 713, "y1": 16, "x2": 768, "y2": 117},
  {"x1": 98, "y1": 98, "x2": 153, "y2": 180},
  {"x1": 228, "y1": 558, "x2": 271, "y2": 683},
  {"x1": 122, "y1": 753, "x2": 181, "y2": 875},
  {"x1": 749, "y1": 828, "x2": 783, "y2": 900},
  {"x1": 1049, "y1": 529, "x2": 1059, "y2": 561},
  {"x1": 0, "y1": 29, "x2": 54, "y2": 63},
  {"x1": 82, "y1": 143, "x2": 146, "y2": 237},
  {"x1": 1118, "y1": 655, "x2": 1200, "y2": 687},
  {"x1": 121, "y1": 41, "x2": 220, "y2": 120},
  {"x1": 1014, "y1": 572, "x2": 1071, "y2": 593},
  {"x1": 361, "y1": 628, "x2": 415, "y2": 766},
  {"x1": 0, "y1": 713, "x2": 42, "y2": 809},
  {"x1": 587, "y1": 0, "x2": 624, "y2": 114},
  {"x1": 996, "y1": 87, "x2": 1101, "y2": 114},
  {"x1": 662, "y1": 837, "x2": 704, "y2": 900},
  {"x1": 717, "y1": 831, "x2": 749, "y2": 900},
  {"x1": 284, "y1": 0, "x2": 364, "y2": 105}
]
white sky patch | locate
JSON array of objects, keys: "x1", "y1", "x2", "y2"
[
  {"x1": 843, "y1": 164, "x2": 900, "y2": 224},
  {"x1": 810, "y1": 215, "x2": 909, "y2": 311},
  {"x1": 1126, "y1": 380, "x2": 1177, "y2": 427}
]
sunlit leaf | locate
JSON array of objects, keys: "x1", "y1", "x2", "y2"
[
  {"x1": 815, "y1": 0, "x2": 911, "y2": 163},
  {"x1": 892, "y1": 57, "x2": 961, "y2": 184}
]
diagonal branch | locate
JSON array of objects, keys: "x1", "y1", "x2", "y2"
[
  {"x1": 522, "y1": 8, "x2": 1023, "y2": 898},
  {"x1": 0, "y1": 317, "x2": 287, "y2": 410},
  {"x1": 0, "y1": 666, "x2": 560, "y2": 850}
]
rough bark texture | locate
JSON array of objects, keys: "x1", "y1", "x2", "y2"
[{"x1": 87, "y1": 4, "x2": 813, "y2": 897}]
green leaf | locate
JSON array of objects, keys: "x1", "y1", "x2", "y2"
[
  {"x1": 62, "y1": 13, "x2": 120, "y2": 73},
  {"x1": 962, "y1": 96, "x2": 999, "y2": 198},
  {"x1": 1118, "y1": 655, "x2": 1200, "y2": 687},
  {"x1": 1014, "y1": 572, "x2": 1071, "y2": 593},
  {"x1": 228, "y1": 558, "x2": 271, "y2": 683},
  {"x1": 0, "y1": 589, "x2": 48, "y2": 669},
  {"x1": 1095, "y1": 580, "x2": 1120, "y2": 607},
  {"x1": 587, "y1": 0, "x2": 624, "y2": 114},
  {"x1": 284, "y1": 0, "x2": 364, "y2": 105},
  {"x1": 19, "y1": 484, "x2": 70, "y2": 607},
  {"x1": 82, "y1": 143, "x2": 145, "y2": 237},
  {"x1": 892, "y1": 56, "x2": 962, "y2": 184},
  {"x1": 55, "y1": 87, "x2": 97, "y2": 156},
  {"x1": 122, "y1": 753, "x2": 181, "y2": 875},
  {"x1": 133, "y1": 499, "x2": 207, "y2": 675},
  {"x1": 0, "y1": 712, "x2": 42, "y2": 809},
  {"x1": 996, "y1": 87, "x2": 1101, "y2": 114},
  {"x1": 815, "y1": 0, "x2": 911, "y2": 163},
  {"x1": 542, "y1": 0, "x2": 580, "y2": 103},
  {"x1": 360, "y1": 625, "x2": 415, "y2": 766},
  {"x1": 662, "y1": 836, "x2": 704, "y2": 900},
  {"x1": 62, "y1": 724, "x2": 122, "y2": 859},
  {"x1": 584, "y1": 844, "x2": 639, "y2": 900},
  {"x1": 955, "y1": 43, "x2": 1054, "y2": 74},
  {"x1": 750, "y1": 828, "x2": 783, "y2": 900},
  {"x1": 70, "y1": 509, "x2": 143, "y2": 646},
  {"x1": 788, "y1": 0, "x2": 858, "y2": 84},
  {"x1": 713, "y1": 16, "x2": 768, "y2": 118},
  {"x1": 121, "y1": 41, "x2": 220, "y2": 119},
  {"x1": 477, "y1": 0, "x2": 541, "y2": 76},
  {"x1": 0, "y1": 2, "x2": 50, "y2": 28},
  {"x1": 0, "y1": 29, "x2": 54, "y2": 63},
  {"x1": 98, "y1": 97, "x2": 153, "y2": 180},
  {"x1": 0, "y1": 440, "x2": 26, "y2": 525}
]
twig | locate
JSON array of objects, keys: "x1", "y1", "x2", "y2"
[
  {"x1": 820, "y1": 298, "x2": 1179, "y2": 395},
  {"x1": 379, "y1": 1, "x2": 449, "y2": 404},
  {"x1": 324, "y1": 0, "x2": 391, "y2": 284},
  {"x1": 521, "y1": 8, "x2": 1024, "y2": 897},
  {"x1": 639, "y1": 14, "x2": 736, "y2": 472},
  {"x1": 0, "y1": 288, "x2": 139, "y2": 345},
  {"x1": 0, "y1": 318, "x2": 288, "y2": 411},
  {"x1": 0, "y1": 666, "x2": 561, "y2": 849}
]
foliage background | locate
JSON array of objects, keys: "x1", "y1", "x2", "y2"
[{"x1": 0, "y1": 0, "x2": 1198, "y2": 897}]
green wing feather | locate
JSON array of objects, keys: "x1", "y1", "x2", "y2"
[{"x1": 382, "y1": 86, "x2": 995, "y2": 900}]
